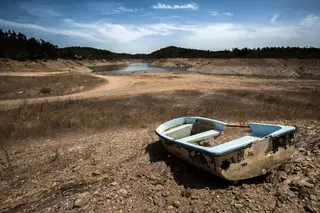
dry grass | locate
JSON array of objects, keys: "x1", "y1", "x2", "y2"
[
  {"x1": 1, "y1": 85, "x2": 319, "y2": 141},
  {"x1": 0, "y1": 78, "x2": 319, "y2": 213},
  {"x1": 0, "y1": 74, "x2": 105, "y2": 100}
]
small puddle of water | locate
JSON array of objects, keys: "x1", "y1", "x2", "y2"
[{"x1": 88, "y1": 62, "x2": 193, "y2": 74}]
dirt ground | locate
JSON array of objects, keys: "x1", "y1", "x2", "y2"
[
  {"x1": 152, "y1": 58, "x2": 320, "y2": 77},
  {"x1": 0, "y1": 59, "x2": 132, "y2": 74},
  {"x1": 0, "y1": 59, "x2": 320, "y2": 213}
]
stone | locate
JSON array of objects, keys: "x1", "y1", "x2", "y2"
[
  {"x1": 118, "y1": 189, "x2": 128, "y2": 197},
  {"x1": 155, "y1": 184, "x2": 164, "y2": 191},
  {"x1": 181, "y1": 188, "x2": 191, "y2": 198},
  {"x1": 149, "y1": 174, "x2": 156, "y2": 180},
  {"x1": 298, "y1": 148, "x2": 306, "y2": 153},
  {"x1": 167, "y1": 205, "x2": 174, "y2": 210},
  {"x1": 291, "y1": 179, "x2": 314, "y2": 188},
  {"x1": 278, "y1": 171, "x2": 287, "y2": 181},
  {"x1": 234, "y1": 203, "x2": 244, "y2": 208},
  {"x1": 191, "y1": 207, "x2": 201, "y2": 213},
  {"x1": 304, "y1": 205, "x2": 316, "y2": 213},
  {"x1": 91, "y1": 171, "x2": 101, "y2": 176},
  {"x1": 309, "y1": 194, "x2": 318, "y2": 202},
  {"x1": 110, "y1": 181, "x2": 118, "y2": 186},
  {"x1": 74, "y1": 192, "x2": 90, "y2": 208},
  {"x1": 172, "y1": 200, "x2": 181, "y2": 208},
  {"x1": 162, "y1": 191, "x2": 170, "y2": 197}
]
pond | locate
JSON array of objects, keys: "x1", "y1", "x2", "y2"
[{"x1": 88, "y1": 62, "x2": 193, "y2": 74}]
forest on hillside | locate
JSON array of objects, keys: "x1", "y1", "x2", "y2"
[
  {"x1": 1, "y1": 29, "x2": 320, "y2": 60},
  {"x1": 150, "y1": 46, "x2": 320, "y2": 59}
]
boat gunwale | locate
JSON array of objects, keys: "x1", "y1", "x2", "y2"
[{"x1": 155, "y1": 116, "x2": 296, "y2": 157}]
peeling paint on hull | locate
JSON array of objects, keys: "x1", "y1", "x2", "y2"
[{"x1": 156, "y1": 117, "x2": 296, "y2": 181}]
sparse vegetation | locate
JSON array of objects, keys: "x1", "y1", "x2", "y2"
[
  {"x1": 0, "y1": 72, "x2": 319, "y2": 213},
  {"x1": 1, "y1": 84, "x2": 319, "y2": 141},
  {"x1": 0, "y1": 74, "x2": 106, "y2": 100},
  {"x1": 0, "y1": 29, "x2": 319, "y2": 213},
  {"x1": 40, "y1": 87, "x2": 52, "y2": 94}
]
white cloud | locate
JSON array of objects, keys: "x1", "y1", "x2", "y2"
[
  {"x1": 106, "y1": 7, "x2": 143, "y2": 15},
  {"x1": 0, "y1": 19, "x2": 103, "y2": 42},
  {"x1": 209, "y1": 11, "x2": 233, "y2": 17},
  {"x1": 152, "y1": 2, "x2": 198, "y2": 10},
  {"x1": 1, "y1": 15, "x2": 320, "y2": 53},
  {"x1": 270, "y1": 14, "x2": 279, "y2": 23},
  {"x1": 210, "y1": 11, "x2": 219, "y2": 17},
  {"x1": 300, "y1": 14, "x2": 320, "y2": 28},
  {"x1": 20, "y1": 3, "x2": 61, "y2": 17},
  {"x1": 223, "y1": 12, "x2": 233, "y2": 17}
]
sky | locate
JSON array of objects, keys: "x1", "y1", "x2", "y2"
[{"x1": 0, "y1": 0, "x2": 319, "y2": 53}]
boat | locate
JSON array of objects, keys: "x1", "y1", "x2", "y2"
[{"x1": 155, "y1": 117, "x2": 296, "y2": 182}]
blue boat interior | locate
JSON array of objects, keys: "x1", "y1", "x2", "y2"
[{"x1": 157, "y1": 117, "x2": 295, "y2": 155}]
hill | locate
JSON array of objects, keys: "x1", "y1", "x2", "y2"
[
  {"x1": 149, "y1": 46, "x2": 320, "y2": 59},
  {"x1": 1, "y1": 29, "x2": 320, "y2": 60}
]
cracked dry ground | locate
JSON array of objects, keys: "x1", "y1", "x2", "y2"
[{"x1": 0, "y1": 125, "x2": 319, "y2": 213}]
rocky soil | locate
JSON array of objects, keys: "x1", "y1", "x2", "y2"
[
  {"x1": 0, "y1": 59, "x2": 132, "y2": 74},
  {"x1": 152, "y1": 58, "x2": 320, "y2": 77},
  {"x1": 0, "y1": 59, "x2": 319, "y2": 212},
  {"x1": 0, "y1": 124, "x2": 319, "y2": 213}
]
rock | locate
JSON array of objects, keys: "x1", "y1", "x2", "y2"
[
  {"x1": 110, "y1": 181, "x2": 118, "y2": 186},
  {"x1": 162, "y1": 191, "x2": 170, "y2": 197},
  {"x1": 155, "y1": 184, "x2": 164, "y2": 191},
  {"x1": 191, "y1": 207, "x2": 201, "y2": 213},
  {"x1": 309, "y1": 194, "x2": 318, "y2": 202},
  {"x1": 172, "y1": 200, "x2": 181, "y2": 208},
  {"x1": 241, "y1": 184, "x2": 249, "y2": 189},
  {"x1": 191, "y1": 193, "x2": 199, "y2": 200},
  {"x1": 181, "y1": 188, "x2": 191, "y2": 198},
  {"x1": 263, "y1": 183, "x2": 272, "y2": 191},
  {"x1": 16, "y1": 91, "x2": 25, "y2": 95},
  {"x1": 298, "y1": 147, "x2": 306, "y2": 153},
  {"x1": 289, "y1": 186, "x2": 299, "y2": 193},
  {"x1": 74, "y1": 192, "x2": 90, "y2": 208},
  {"x1": 298, "y1": 187, "x2": 309, "y2": 198},
  {"x1": 118, "y1": 188, "x2": 128, "y2": 197},
  {"x1": 153, "y1": 195, "x2": 162, "y2": 206},
  {"x1": 167, "y1": 205, "x2": 174, "y2": 210},
  {"x1": 304, "y1": 205, "x2": 316, "y2": 213},
  {"x1": 91, "y1": 171, "x2": 101, "y2": 176},
  {"x1": 149, "y1": 174, "x2": 156, "y2": 180},
  {"x1": 278, "y1": 171, "x2": 287, "y2": 181},
  {"x1": 234, "y1": 203, "x2": 244, "y2": 208},
  {"x1": 290, "y1": 179, "x2": 315, "y2": 188}
]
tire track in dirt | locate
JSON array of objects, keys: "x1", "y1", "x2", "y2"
[
  {"x1": 0, "y1": 72, "x2": 199, "y2": 107},
  {"x1": 1, "y1": 71, "x2": 315, "y2": 108}
]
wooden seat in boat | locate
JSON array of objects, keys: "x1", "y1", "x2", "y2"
[
  {"x1": 164, "y1": 124, "x2": 193, "y2": 139},
  {"x1": 178, "y1": 130, "x2": 220, "y2": 143}
]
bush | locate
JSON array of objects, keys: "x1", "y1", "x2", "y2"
[{"x1": 40, "y1": 87, "x2": 52, "y2": 94}]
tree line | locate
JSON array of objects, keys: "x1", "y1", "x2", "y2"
[
  {"x1": 150, "y1": 46, "x2": 320, "y2": 59},
  {"x1": 1, "y1": 29, "x2": 320, "y2": 60},
  {"x1": 0, "y1": 30, "x2": 141, "y2": 60}
]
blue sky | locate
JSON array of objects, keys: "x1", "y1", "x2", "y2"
[{"x1": 0, "y1": 0, "x2": 319, "y2": 53}]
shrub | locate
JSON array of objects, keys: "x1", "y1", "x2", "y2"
[{"x1": 40, "y1": 87, "x2": 52, "y2": 94}]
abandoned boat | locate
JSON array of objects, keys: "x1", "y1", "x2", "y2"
[{"x1": 155, "y1": 117, "x2": 296, "y2": 181}]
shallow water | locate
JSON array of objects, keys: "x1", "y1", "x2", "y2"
[{"x1": 88, "y1": 62, "x2": 192, "y2": 74}]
